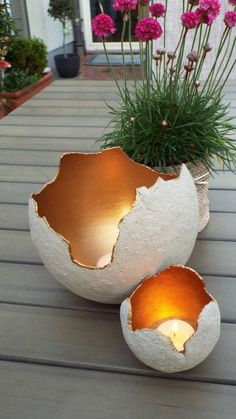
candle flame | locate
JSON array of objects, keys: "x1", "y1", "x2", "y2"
[{"x1": 172, "y1": 321, "x2": 179, "y2": 338}]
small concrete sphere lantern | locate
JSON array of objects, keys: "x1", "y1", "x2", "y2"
[
  {"x1": 29, "y1": 148, "x2": 199, "y2": 304},
  {"x1": 120, "y1": 265, "x2": 221, "y2": 373}
]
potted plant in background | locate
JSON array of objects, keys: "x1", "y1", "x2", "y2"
[
  {"x1": 92, "y1": 0, "x2": 236, "y2": 231},
  {"x1": 1, "y1": 36, "x2": 52, "y2": 111},
  {"x1": 48, "y1": 0, "x2": 80, "y2": 78}
]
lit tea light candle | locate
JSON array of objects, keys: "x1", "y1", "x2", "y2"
[
  {"x1": 96, "y1": 252, "x2": 112, "y2": 268},
  {"x1": 121, "y1": 266, "x2": 221, "y2": 372},
  {"x1": 155, "y1": 319, "x2": 195, "y2": 352}
]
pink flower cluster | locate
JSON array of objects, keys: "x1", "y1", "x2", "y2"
[
  {"x1": 91, "y1": 14, "x2": 116, "y2": 38},
  {"x1": 149, "y1": 3, "x2": 166, "y2": 18},
  {"x1": 113, "y1": 0, "x2": 137, "y2": 12},
  {"x1": 228, "y1": 0, "x2": 236, "y2": 4},
  {"x1": 224, "y1": 11, "x2": 236, "y2": 27},
  {"x1": 196, "y1": 0, "x2": 221, "y2": 26},
  {"x1": 181, "y1": 11, "x2": 200, "y2": 29},
  {"x1": 135, "y1": 17, "x2": 163, "y2": 41}
]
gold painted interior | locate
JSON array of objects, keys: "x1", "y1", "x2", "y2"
[
  {"x1": 33, "y1": 148, "x2": 177, "y2": 268},
  {"x1": 130, "y1": 266, "x2": 212, "y2": 331}
]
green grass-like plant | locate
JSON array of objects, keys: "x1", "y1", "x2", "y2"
[
  {"x1": 102, "y1": 81, "x2": 236, "y2": 171},
  {"x1": 93, "y1": 2, "x2": 236, "y2": 172}
]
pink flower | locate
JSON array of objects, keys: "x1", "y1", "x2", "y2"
[
  {"x1": 224, "y1": 11, "x2": 236, "y2": 27},
  {"x1": 196, "y1": 0, "x2": 221, "y2": 25},
  {"x1": 181, "y1": 11, "x2": 200, "y2": 29},
  {"x1": 91, "y1": 14, "x2": 116, "y2": 38},
  {"x1": 149, "y1": 3, "x2": 166, "y2": 18},
  {"x1": 135, "y1": 17, "x2": 163, "y2": 41},
  {"x1": 0, "y1": 59, "x2": 11, "y2": 69},
  {"x1": 228, "y1": 0, "x2": 236, "y2": 4},
  {"x1": 113, "y1": 0, "x2": 137, "y2": 12},
  {"x1": 201, "y1": 0, "x2": 221, "y2": 15},
  {"x1": 196, "y1": 8, "x2": 213, "y2": 25}
]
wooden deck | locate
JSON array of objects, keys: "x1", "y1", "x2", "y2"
[{"x1": 0, "y1": 80, "x2": 236, "y2": 418}]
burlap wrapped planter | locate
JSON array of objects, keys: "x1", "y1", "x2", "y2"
[{"x1": 154, "y1": 161, "x2": 209, "y2": 232}]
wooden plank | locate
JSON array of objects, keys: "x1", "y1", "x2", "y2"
[
  {"x1": 52, "y1": 80, "x2": 120, "y2": 86},
  {"x1": 0, "y1": 125, "x2": 106, "y2": 139},
  {"x1": 0, "y1": 262, "x2": 235, "y2": 322},
  {"x1": 209, "y1": 190, "x2": 236, "y2": 213},
  {"x1": 0, "y1": 303, "x2": 235, "y2": 384},
  {"x1": 0, "y1": 262, "x2": 114, "y2": 312},
  {"x1": 22, "y1": 99, "x2": 117, "y2": 108},
  {"x1": 19, "y1": 96, "x2": 236, "y2": 110},
  {"x1": 31, "y1": 89, "x2": 236, "y2": 103},
  {"x1": 0, "y1": 137, "x2": 98, "y2": 152},
  {"x1": 210, "y1": 172, "x2": 236, "y2": 190},
  {"x1": 0, "y1": 182, "x2": 42, "y2": 204},
  {"x1": 1, "y1": 204, "x2": 236, "y2": 241},
  {"x1": 1, "y1": 362, "x2": 236, "y2": 419},
  {"x1": 10, "y1": 106, "x2": 109, "y2": 117},
  {"x1": 0, "y1": 165, "x2": 58, "y2": 183},
  {"x1": 1, "y1": 230, "x2": 236, "y2": 276},
  {"x1": 0, "y1": 164, "x2": 234, "y2": 187},
  {"x1": 198, "y1": 213, "x2": 236, "y2": 241},
  {"x1": 0, "y1": 230, "x2": 40, "y2": 264},
  {"x1": 44, "y1": 84, "x2": 123, "y2": 93},
  {"x1": 0, "y1": 150, "x2": 64, "y2": 166},
  {"x1": 0, "y1": 204, "x2": 28, "y2": 230},
  {"x1": 188, "y1": 240, "x2": 236, "y2": 276},
  {"x1": 33, "y1": 91, "x2": 119, "y2": 100},
  {"x1": 10, "y1": 113, "x2": 235, "y2": 129},
  {"x1": 2, "y1": 115, "x2": 111, "y2": 127},
  {"x1": 47, "y1": 82, "x2": 236, "y2": 96},
  {"x1": 43, "y1": 83, "x2": 236, "y2": 101}
]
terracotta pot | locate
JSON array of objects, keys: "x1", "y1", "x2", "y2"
[
  {"x1": 2, "y1": 72, "x2": 53, "y2": 112},
  {"x1": 153, "y1": 161, "x2": 210, "y2": 232},
  {"x1": 0, "y1": 107, "x2": 7, "y2": 119}
]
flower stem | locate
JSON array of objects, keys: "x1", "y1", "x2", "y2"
[
  {"x1": 139, "y1": 41, "x2": 145, "y2": 86},
  {"x1": 163, "y1": 0, "x2": 168, "y2": 70},
  {"x1": 201, "y1": 27, "x2": 229, "y2": 95},
  {"x1": 102, "y1": 39, "x2": 123, "y2": 98},
  {"x1": 121, "y1": 17, "x2": 128, "y2": 90},
  {"x1": 191, "y1": 25, "x2": 211, "y2": 87},
  {"x1": 174, "y1": 28, "x2": 188, "y2": 84},
  {"x1": 211, "y1": 32, "x2": 235, "y2": 96},
  {"x1": 128, "y1": 11, "x2": 137, "y2": 89},
  {"x1": 216, "y1": 56, "x2": 236, "y2": 96},
  {"x1": 213, "y1": 36, "x2": 236, "y2": 97}
]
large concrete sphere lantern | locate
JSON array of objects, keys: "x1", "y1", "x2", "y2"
[{"x1": 29, "y1": 148, "x2": 199, "y2": 303}]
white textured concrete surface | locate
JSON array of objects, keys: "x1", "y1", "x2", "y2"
[
  {"x1": 120, "y1": 298, "x2": 221, "y2": 373},
  {"x1": 29, "y1": 163, "x2": 198, "y2": 304}
]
